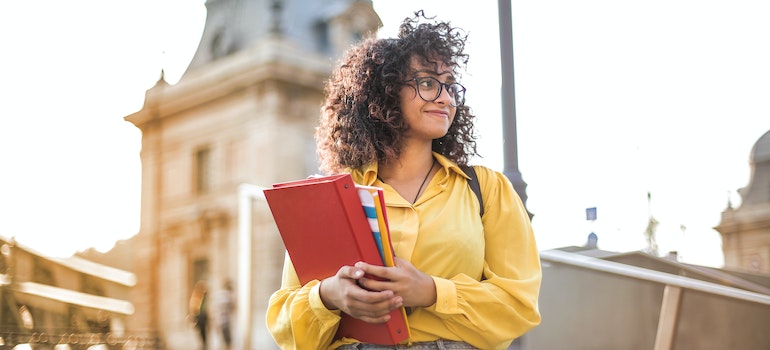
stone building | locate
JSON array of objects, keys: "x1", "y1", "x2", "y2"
[
  {"x1": 715, "y1": 129, "x2": 770, "y2": 274},
  {"x1": 124, "y1": 0, "x2": 380, "y2": 348},
  {"x1": 0, "y1": 235, "x2": 141, "y2": 349}
]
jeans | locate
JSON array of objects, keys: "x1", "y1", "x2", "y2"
[{"x1": 337, "y1": 340, "x2": 478, "y2": 349}]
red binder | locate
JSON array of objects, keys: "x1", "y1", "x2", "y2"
[{"x1": 263, "y1": 173, "x2": 409, "y2": 345}]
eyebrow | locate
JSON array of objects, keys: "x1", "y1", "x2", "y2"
[{"x1": 413, "y1": 69, "x2": 456, "y2": 81}]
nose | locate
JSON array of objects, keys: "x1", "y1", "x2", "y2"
[{"x1": 434, "y1": 84, "x2": 454, "y2": 105}]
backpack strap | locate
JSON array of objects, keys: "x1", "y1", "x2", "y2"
[{"x1": 460, "y1": 165, "x2": 484, "y2": 217}]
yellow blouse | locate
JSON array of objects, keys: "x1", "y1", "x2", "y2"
[{"x1": 266, "y1": 153, "x2": 541, "y2": 349}]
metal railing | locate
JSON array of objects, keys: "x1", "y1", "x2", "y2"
[
  {"x1": 540, "y1": 250, "x2": 770, "y2": 306},
  {"x1": 540, "y1": 249, "x2": 770, "y2": 350}
]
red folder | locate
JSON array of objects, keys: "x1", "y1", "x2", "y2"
[{"x1": 263, "y1": 173, "x2": 409, "y2": 345}]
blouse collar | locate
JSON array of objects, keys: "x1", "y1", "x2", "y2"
[{"x1": 351, "y1": 152, "x2": 471, "y2": 185}]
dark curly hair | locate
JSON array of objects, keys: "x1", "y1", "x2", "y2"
[{"x1": 315, "y1": 10, "x2": 479, "y2": 174}]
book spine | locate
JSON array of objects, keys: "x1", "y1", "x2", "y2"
[{"x1": 338, "y1": 180, "x2": 382, "y2": 267}]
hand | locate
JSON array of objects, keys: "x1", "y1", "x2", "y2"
[
  {"x1": 319, "y1": 264, "x2": 404, "y2": 324},
  {"x1": 356, "y1": 257, "x2": 437, "y2": 308}
]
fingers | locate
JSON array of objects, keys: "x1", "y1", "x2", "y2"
[
  {"x1": 328, "y1": 260, "x2": 436, "y2": 320},
  {"x1": 321, "y1": 263, "x2": 403, "y2": 323},
  {"x1": 356, "y1": 259, "x2": 437, "y2": 308},
  {"x1": 343, "y1": 290, "x2": 403, "y2": 323},
  {"x1": 339, "y1": 264, "x2": 365, "y2": 280},
  {"x1": 354, "y1": 261, "x2": 395, "y2": 281},
  {"x1": 319, "y1": 265, "x2": 365, "y2": 310}
]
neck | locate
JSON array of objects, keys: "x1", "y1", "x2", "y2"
[
  {"x1": 378, "y1": 143, "x2": 434, "y2": 183},
  {"x1": 376, "y1": 142, "x2": 437, "y2": 204}
]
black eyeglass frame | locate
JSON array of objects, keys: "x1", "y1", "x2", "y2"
[{"x1": 404, "y1": 76, "x2": 466, "y2": 107}]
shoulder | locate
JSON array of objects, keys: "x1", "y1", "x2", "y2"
[
  {"x1": 467, "y1": 165, "x2": 507, "y2": 186},
  {"x1": 466, "y1": 165, "x2": 520, "y2": 200}
]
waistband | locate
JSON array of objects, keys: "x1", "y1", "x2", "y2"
[{"x1": 337, "y1": 339, "x2": 478, "y2": 350}]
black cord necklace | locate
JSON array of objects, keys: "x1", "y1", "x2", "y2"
[
  {"x1": 413, "y1": 159, "x2": 436, "y2": 204},
  {"x1": 377, "y1": 158, "x2": 437, "y2": 204}
]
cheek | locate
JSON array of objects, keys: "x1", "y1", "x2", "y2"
[
  {"x1": 400, "y1": 89, "x2": 423, "y2": 116},
  {"x1": 399, "y1": 86, "x2": 419, "y2": 105}
]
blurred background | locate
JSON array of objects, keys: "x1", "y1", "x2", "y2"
[
  {"x1": 1, "y1": 1, "x2": 767, "y2": 264},
  {"x1": 3, "y1": 0, "x2": 770, "y2": 267}
]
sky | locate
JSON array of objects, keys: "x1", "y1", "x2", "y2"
[{"x1": 2, "y1": 1, "x2": 769, "y2": 268}]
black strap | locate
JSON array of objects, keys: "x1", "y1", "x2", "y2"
[{"x1": 461, "y1": 165, "x2": 484, "y2": 217}]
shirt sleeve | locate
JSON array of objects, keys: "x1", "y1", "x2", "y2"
[
  {"x1": 424, "y1": 167, "x2": 542, "y2": 349},
  {"x1": 266, "y1": 253, "x2": 343, "y2": 349}
]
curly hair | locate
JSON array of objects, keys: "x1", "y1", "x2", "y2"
[{"x1": 315, "y1": 11, "x2": 479, "y2": 174}]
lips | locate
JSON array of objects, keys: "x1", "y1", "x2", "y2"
[{"x1": 425, "y1": 109, "x2": 450, "y2": 118}]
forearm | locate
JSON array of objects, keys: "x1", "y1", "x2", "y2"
[
  {"x1": 266, "y1": 281, "x2": 342, "y2": 349},
  {"x1": 417, "y1": 271, "x2": 541, "y2": 349}
]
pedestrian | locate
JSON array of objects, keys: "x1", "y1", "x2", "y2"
[
  {"x1": 215, "y1": 279, "x2": 236, "y2": 349},
  {"x1": 189, "y1": 280, "x2": 209, "y2": 350},
  {"x1": 266, "y1": 10, "x2": 541, "y2": 350}
]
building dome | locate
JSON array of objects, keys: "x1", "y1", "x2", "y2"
[
  {"x1": 740, "y1": 129, "x2": 770, "y2": 206},
  {"x1": 751, "y1": 129, "x2": 770, "y2": 164}
]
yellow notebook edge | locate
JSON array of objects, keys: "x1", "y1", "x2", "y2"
[
  {"x1": 371, "y1": 191, "x2": 395, "y2": 267},
  {"x1": 369, "y1": 189, "x2": 412, "y2": 341}
]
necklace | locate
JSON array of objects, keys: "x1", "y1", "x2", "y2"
[
  {"x1": 377, "y1": 159, "x2": 437, "y2": 204},
  {"x1": 413, "y1": 159, "x2": 436, "y2": 204}
]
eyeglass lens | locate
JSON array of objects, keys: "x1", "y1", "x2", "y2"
[{"x1": 414, "y1": 77, "x2": 465, "y2": 106}]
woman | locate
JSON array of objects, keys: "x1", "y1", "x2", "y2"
[{"x1": 267, "y1": 11, "x2": 541, "y2": 350}]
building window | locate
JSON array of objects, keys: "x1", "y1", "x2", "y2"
[
  {"x1": 352, "y1": 30, "x2": 363, "y2": 43},
  {"x1": 195, "y1": 148, "x2": 213, "y2": 194},
  {"x1": 192, "y1": 258, "x2": 209, "y2": 288},
  {"x1": 32, "y1": 262, "x2": 54, "y2": 285},
  {"x1": 80, "y1": 274, "x2": 105, "y2": 296}
]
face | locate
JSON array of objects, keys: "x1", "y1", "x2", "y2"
[{"x1": 399, "y1": 56, "x2": 458, "y2": 142}]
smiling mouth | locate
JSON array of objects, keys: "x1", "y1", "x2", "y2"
[{"x1": 426, "y1": 110, "x2": 449, "y2": 118}]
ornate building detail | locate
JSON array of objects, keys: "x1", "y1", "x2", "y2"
[{"x1": 716, "y1": 129, "x2": 770, "y2": 274}]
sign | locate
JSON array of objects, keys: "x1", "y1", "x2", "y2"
[{"x1": 586, "y1": 207, "x2": 597, "y2": 221}]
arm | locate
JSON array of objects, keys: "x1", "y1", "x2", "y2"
[
  {"x1": 266, "y1": 254, "x2": 341, "y2": 349},
  {"x1": 266, "y1": 254, "x2": 404, "y2": 349},
  {"x1": 431, "y1": 167, "x2": 541, "y2": 347},
  {"x1": 356, "y1": 167, "x2": 541, "y2": 349}
]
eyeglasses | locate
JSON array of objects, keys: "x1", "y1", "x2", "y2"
[{"x1": 405, "y1": 76, "x2": 466, "y2": 107}]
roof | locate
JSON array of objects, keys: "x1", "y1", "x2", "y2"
[
  {"x1": 183, "y1": 0, "x2": 378, "y2": 78},
  {"x1": 1, "y1": 235, "x2": 136, "y2": 287},
  {"x1": 12, "y1": 281, "x2": 134, "y2": 315},
  {"x1": 751, "y1": 129, "x2": 770, "y2": 163}
]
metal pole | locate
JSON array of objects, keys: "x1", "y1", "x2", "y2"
[{"x1": 498, "y1": 0, "x2": 532, "y2": 219}]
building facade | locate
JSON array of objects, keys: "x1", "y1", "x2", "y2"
[
  {"x1": 715, "y1": 129, "x2": 770, "y2": 274},
  {"x1": 124, "y1": 1, "x2": 380, "y2": 348},
  {"x1": 0, "y1": 235, "x2": 140, "y2": 349}
]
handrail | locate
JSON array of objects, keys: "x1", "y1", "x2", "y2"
[{"x1": 540, "y1": 249, "x2": 770, "y2": 306}]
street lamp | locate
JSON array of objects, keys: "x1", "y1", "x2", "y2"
[{"x1": 498, "y1": 0, "x2": 532, "y2": 219}]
